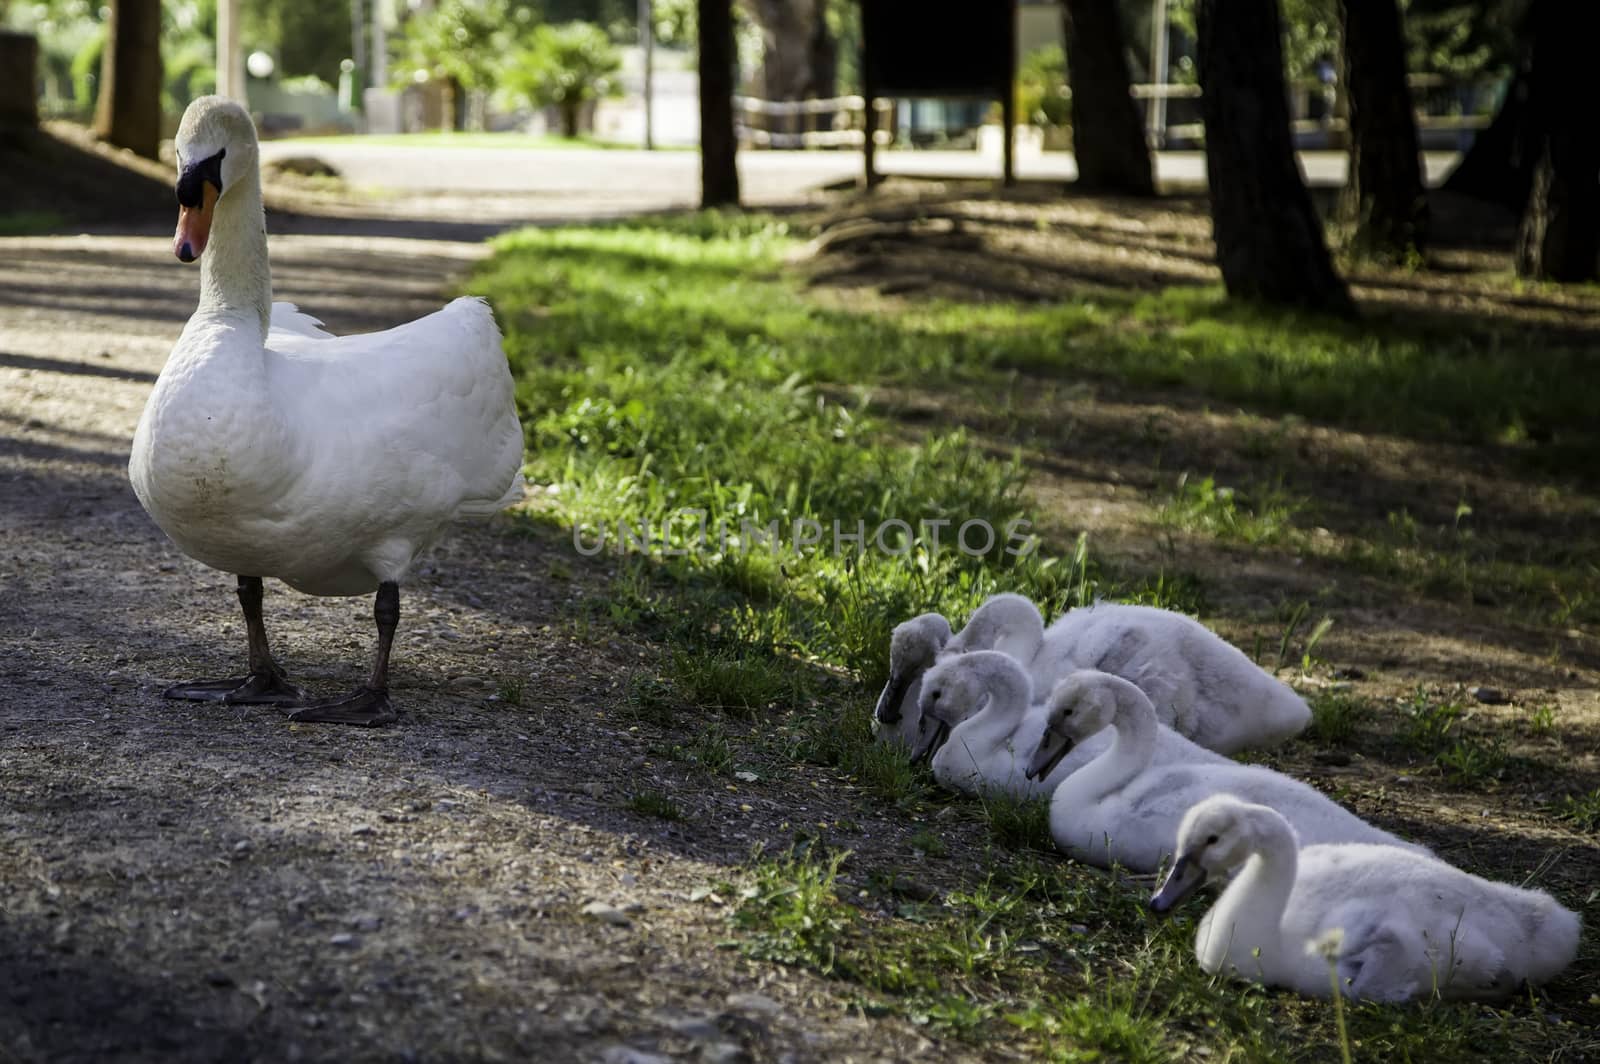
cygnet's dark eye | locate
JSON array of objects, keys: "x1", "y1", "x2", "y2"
[
  {"x1": 1205, "y1": 834, "x2": 1219, "y2": 846},
  {"x1": 1062, "y1": 707, "x2": 1073, "y2": 716},
  {"x1": 929, "y1": 690, "x2": 941, "y2": 701}
]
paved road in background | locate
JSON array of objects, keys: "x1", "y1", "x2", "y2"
[{"x1": 260, "y1": 142, "x2": 1464, "y2": 209}]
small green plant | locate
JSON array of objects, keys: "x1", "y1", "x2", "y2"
[
  {"x1": 1307, "y1": 691, "x2": 1365, "y2": 745},
  {"x1": 1162, "y1": 472, "x2": 1305, "y2": 547},
  {"x1": 1527, "y1": 703, "x2": 1557, "y2": 736},
  {"x1": 495, "y1": 677, "x2": 525, "y2": 706},
  {"x1": 678, "y1": 722, "x2": 735, "y2": 775},
  {"x1": 978, "y1": 793, "x2": 1053, "y2": 852},
  {"x1": 623, "y1": 671, "x2": 679, "y2": 725},
  {"x1": 626, "y1": 789, "x2": 683, "y2": 820},
  {"x1": 907, "y1": 829, "x2": 948, "y2": 858},
  {"x1": 666, "y1": 646, "x2": 800, "y2": 718},
  {"x1": 732, "y1": 845, "x2": 854, "y2": 974},
  {"x1": 1554, "y1": 788, "x2": 1600, "y2": 830},
  {"x1": 1400, "y1": 689, "x2": 1463, "y2": 753},
  {"x1": 1435, "y1": 736, "x2": 1507, "y2": 786}
]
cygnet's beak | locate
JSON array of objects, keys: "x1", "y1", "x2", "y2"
[
  {"x1": 174, "y1": 151, "x2": 225, "y2": 263},
  {"x1": 1149, "y1": 853, "x2": 1205, "y2": 913},
  {"x1": 1024, "y1": 727, "x2": 1073, "y2": 781},
  {"x1": 874, "y1": 670, "x2": 913, "y2": 724}
]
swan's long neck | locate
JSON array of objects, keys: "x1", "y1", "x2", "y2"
[
  {"x1": 955, "y1": 655, "x2": 1031, "y2": 755},
  {"x1": 196, "y1": 160, "x2": 270, "y2": 337},
  {"x1": 1197, "y1": 824, "x2": 1299, "y2": 977},
  {"x1": 1067, "y1": 679, "x2": 1158, "y2": 802},
  {"x1": 955, "y1": 597, "x2": 1044, "y2": 661}
]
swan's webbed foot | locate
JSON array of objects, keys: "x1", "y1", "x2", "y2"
[
  {"x1": 165, "y1": 668, "x2": 308, "y2": 706},
  {"x1": 286, "y1": 686, "x2": 396, "y2": 727}
]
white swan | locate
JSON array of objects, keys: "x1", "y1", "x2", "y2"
[
  {"x1": 128, "y1": 97, "x2": 525, "y2": 726},
  {"x1": 872, "y1": 593, "x2": 1067, "y2": 748},
  {"x1": 1151, "y1": 796, "x2": 1581, "y2": 1001},
  {"x1": 1031, "y1": 670, "x2": 1424, "y2": 871},
  {"x1": 915, "y1": 655, "x2": 1226, "y2": 799},
  {"x1": 1035, "y1": 602, "x2": 1312, "y2": 754}
]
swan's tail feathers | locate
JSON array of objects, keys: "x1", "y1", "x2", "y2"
[
  {"x1": 457, "y1": 471, "x2": 527, "y2": 519},
  {"x1": 269, "y1": 302, "x2": 335, "y2": 339}
]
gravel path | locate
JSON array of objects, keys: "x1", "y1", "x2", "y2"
[{"x1": 0, "y1": 224, "x2": 936, "y2": 1062}]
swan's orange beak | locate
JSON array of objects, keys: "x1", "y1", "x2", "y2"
[{"x1": 174, "y1": 180, "x2": 218, "y2": 263}]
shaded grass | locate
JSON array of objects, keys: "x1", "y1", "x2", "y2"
[{"x1": 474, "y1": 211, "x2": 1596, "y2": 1063}]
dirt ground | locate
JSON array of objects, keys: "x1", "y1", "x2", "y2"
[{"x1": 2, "y1": 142, "x2": 1596, "y2": 1061}]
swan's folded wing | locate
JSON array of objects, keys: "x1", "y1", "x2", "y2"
[{"x1": 266, "y1": 296, "x2": 525, "y2": 519}]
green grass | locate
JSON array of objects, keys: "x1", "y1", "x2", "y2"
[
  {"x1": 473, "y1": 211, "x2": 1596, "y2": 1063},
  {"x1": 0, "y1": 210, "x2": 67, "y2": 235},
  {"x1": 1307, "y1": 690, "x2": 1366, "y2": 746},
  {"x1": 626, "y1": 788, "x2": 684, "y2": 821}
]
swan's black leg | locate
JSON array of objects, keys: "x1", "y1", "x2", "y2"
[
  {"x1": 287, "y1": 581, "x2": 399, "y2": 727},
  {"x1": 165, "y1": 575, "x2": 308, "y2": 705}
]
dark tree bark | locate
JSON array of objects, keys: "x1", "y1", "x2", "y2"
[
  {"x1": 94, "y1": 0, "x2": 162, "y2": 159},
  {"x1": 748, "y1": 0, "x2": 836, "y2": 100},
  {"x1": 698, "y1": 0, "x2": 741, "y2": 208},
  {"x1": 0, "y1": 31, "x2": 39, "y2": 129},
  {"x1": 1341, "y1": 0, "x2": 1427, "y2": 259},
  {"x1": 1061, "y1": 0, "x2": 1154, "y2": 195},
  {"x1": 1514, "y1": 0, "x2": 1600, "y2": 282},
  {"x1": 1196, "y1": 0, "x2": 1353, "y2": 315},
  {"x1": 1440, "y1": 66, "x2": 1535, "y2": 208}
]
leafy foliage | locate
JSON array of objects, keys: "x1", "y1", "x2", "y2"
[{"x1": 501, "y1": 20, "x2": 622, "y2": 137}]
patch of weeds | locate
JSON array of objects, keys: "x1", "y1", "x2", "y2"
[
  {"x1": 677, "y1": 722, "x2": 735, "y2": 775},
  {"x1": 1435, "y1": 736, "x2": 1508, "y2": 786},
  {"x1": 1307, "y1": 690, "x2": 1366, "y2": 745},
  {"x1": 666, "y1": 645, "x2": 800, "y2": 718},
  {"x1": 1273, "y1": 601, "x2": 1335, "y2": 673},
  {"x1": 732, "y1": 844, "x2": 854, "y2": 975},
  {"x1": 626, "y1": 789, "x2": 683, "y2": 821},
  {"x1": 1399, "y1": 689, "x2": 1463, "y2": 754},
  {"x1": 1554, "y1": 788, "x2": 1600, "y2": 831},
  {"x1": 1008, "y1": 994, "x2": 1170, "y2": 1064},
  {"x1": 495, "y1": 678, "x2": 525, "y2": 706},
  {"x1": 1526, "y1": 703, "x2": 1557, "y2": 736},
  {"x1": 978, "y1": 792, "x2": 1054, "y2": 852},
  {"x1": 1160, "y1": 472, "x2": 1306, "y2": 547},
  {"x1": 623, "y1": 671, "x2": 680, "y2": 725},
  {"x1": 907, "y1": 829, "x2": 947, "y2": 858}
]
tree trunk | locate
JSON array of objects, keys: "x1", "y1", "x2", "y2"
[
  {"x1": 748, "y1": 0, "x2": 833, "y2": 101},
  {"x1": 1440, "y1": 66, "x2": 1534, "y2": 209},
  {"x1": 0, "y1": 31, "x2": 39, "y2": 128},
  {"x1": 1196, "y1": 0, "x2": 1353, "y2": 315},
  {"x1": 1061, "y1": 0, "x2": 1154, "y2": 195},
  {"x1": 1515, "y1": 0, "x2": 1600, "y2": 282},
  {"x1": 697, "y1": 0, "x2": 741, "y2": 208},
  {"x1": 561, "y1": 100, "x2": 580, "y2": 140},
  {"x1": 94, "y1": 0, "x2": 162, "y2": 159},
  {"x1": 1340, "y1": 0, "x2": 1427, "y2": 259}
]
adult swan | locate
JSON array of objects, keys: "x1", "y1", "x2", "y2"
[{"x1": 129, "y1": 97, "x2": 525, "y2": 726}]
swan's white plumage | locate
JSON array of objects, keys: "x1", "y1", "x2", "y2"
[
  {"x1": 1039, "y1": 670, "x2": 1424, "y2": 872},
  {"x1": 877, "y1": 594, "x2": 1310, "y2": 756},
  {"x1": 129, "y1": 97, "x2": 524, "y2": 599},
  {"x1": 1161, "y1": 796, "x2": 1581, "y2": 1001},
  {"x1": 1030, "y1": 602, "x2": 1312, "y2": 754},
  {"x1": 918, "y1": 654, "x2": 1226, "y2": 800}
]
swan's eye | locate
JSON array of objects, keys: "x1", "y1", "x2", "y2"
[
  {"x1": 1205, "y1": 834, "x2": 1219, "y2": 846},
  {"x1": 929, "y1": 690, "x2": 941, "y2": 701}
]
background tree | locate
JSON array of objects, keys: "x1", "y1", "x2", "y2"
[
  {"x1": 504, "y1": 21, "x2": 622, "y2": 138},
  {"x1": 1341, "y1": 0, "x2": 1426, "y2": 259},
  {"x1": 94, "y1": 0, "x2": 161, "y2": 158},
  {"x1": 395, "y1": 0, "x2": 526, "y2": 131},
  {"x1": 697, "y1": 0, "x2": 739, "y2": 207},
  {"x1": 1196, "y1": 0, "x2": 1352, "y2": 314},
  {"x1": 1060, "y1": 0, "x2": 1153, "y2": 195},
  {"x1": 744, "y1": 0, "x2": 835, "y2": 101},
  {"x1": 1513, "y1": 0, "x2": 1600, "y2": 282}
]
